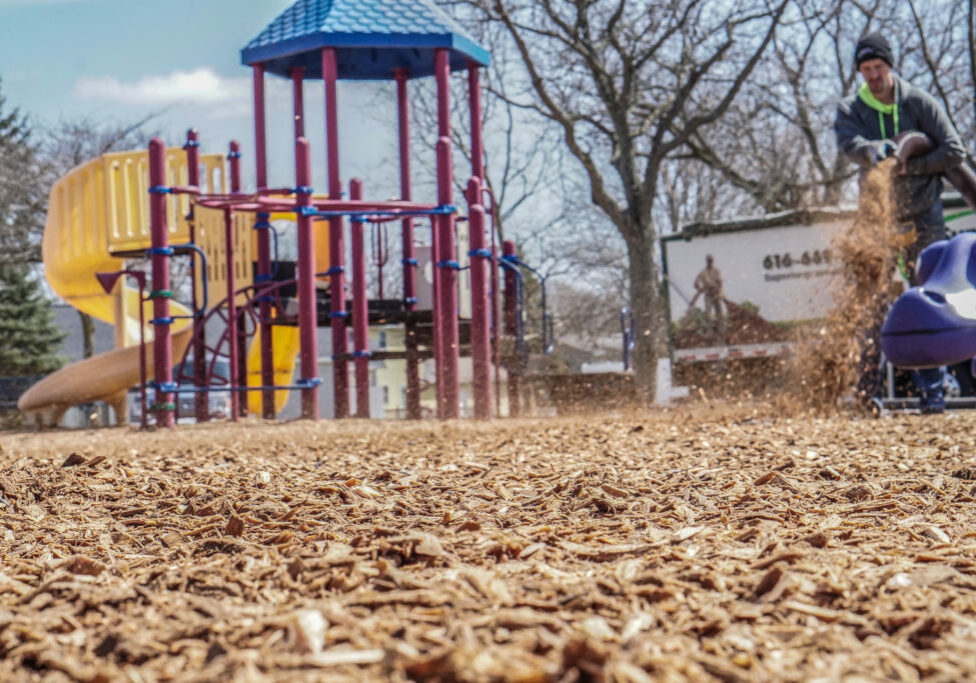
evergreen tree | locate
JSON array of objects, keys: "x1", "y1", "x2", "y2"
[
  {"x1": 0, "y1": 265, "x2": 65, "y2": 375},
  {"x1": 0, "y1": 80, "x2": 46, "y2": 266}
]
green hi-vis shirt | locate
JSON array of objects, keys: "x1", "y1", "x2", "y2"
[{"x1": 835, "y1": 74, "x2": 965, "y2": 221}]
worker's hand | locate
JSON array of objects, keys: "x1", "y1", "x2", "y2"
[{"x1": 865, "y1": 139, "x2": 897, "y2": 167}]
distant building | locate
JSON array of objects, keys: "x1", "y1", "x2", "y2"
[
  {"x1": 276, "y1": 325, "x2": 513, "y2": 420},
  {"x1": 52, "y1": 304, "x2": 115, "y2": 362}
]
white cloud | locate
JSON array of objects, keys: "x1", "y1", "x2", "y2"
[{"x1": 75, "y1": 68, "x2": 250, "y2": 106}]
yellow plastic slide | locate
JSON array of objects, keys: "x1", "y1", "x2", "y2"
[{"x1": 246, "y1": 325, "x2": 301, "y2": 415}]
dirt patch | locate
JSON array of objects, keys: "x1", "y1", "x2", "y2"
[
  {"x1": 674, "y1": 301, "x2": 787, "y2": 349},
  {"x1": 2, "y1": 408, "x2": 976, "y2": 680}
]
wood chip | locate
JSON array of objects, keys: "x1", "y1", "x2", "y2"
[{"x1": 2, "y1": 406, "x2": 976, "y2": 680}]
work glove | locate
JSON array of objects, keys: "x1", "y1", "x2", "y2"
[{"x1": 865, "y1": 139, "x2": 897, "y2": 167}]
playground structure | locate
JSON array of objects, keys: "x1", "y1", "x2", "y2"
[{"x1": 18, "y1": 0, "x2": 548, "y2": 427}]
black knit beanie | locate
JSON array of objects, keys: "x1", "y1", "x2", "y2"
[{"x1": 855, "y1": 32, "x2": 894, "y2": 68}]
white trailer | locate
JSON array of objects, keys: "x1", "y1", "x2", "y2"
[
  {"x1": 661, "y1": 195, "x2": 974, "y2": 363},
  {"x1": 663, "y1": 207, "x2": 853, "y2": 330}
]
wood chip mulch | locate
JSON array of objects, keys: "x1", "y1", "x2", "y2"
[{"x1": 3, "y1": 405, "x2": 976, "y2": 681}]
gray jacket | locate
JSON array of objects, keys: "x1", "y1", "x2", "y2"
[{"x1": 835, "y1": 75, "x2": 965, "y2": 221}]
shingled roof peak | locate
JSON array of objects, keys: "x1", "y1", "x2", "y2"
[{"x1": 241, "y1": 0, "x2": 490, "y2": 80}]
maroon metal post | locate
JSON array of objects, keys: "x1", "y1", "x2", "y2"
[
  {"x1": 467, "y1": 63, "x2": 490, "y2": 419},
  {"x1": 323, "y1": 47, "x2": 349, "y2": 418},
  {"x1": 134, "y1": 273, "x2": 147, "y2": 431},
  {"x1": 467, "y1": 178, "x2": 491, "y2": 419},
  {"x1": 252, "y1": 63, "x2": 275, "y2": 419},
  {"x1": 395, "y1": 69, "x2": 421, "y2": 420},
  {"x1": 468, "y1": 65, "x2": 500, "y2": 416},
  {"x1": 229, "y1": 142, "x2": 247, "y2": 418},
  {"x1": 148, "y1": 139, "x2": 175, "y2": 429},
  {"x1": 435, "y1": 49, "x2": 460, "y2": 419},
  {"x1": 431, "y1": 216, "x2": 443, "y2": 419},
  {"x1": 468, "y1": 63, "x2": 484, "y2": 180},
  {"x1": 291, "y1": 67, "x2": 305, "y2": 139},
  {"x1": 252, "y1": 65, "x2": 268, "y2": 190},
  {"x1": 349, "y1": 179, "x2": 370, "y2": 418},
  {"x1": 487, "y1": 190, "x2": 502, "y2": 417},
  {"x1": 222, "y1": 204, "x2": 240, "y2": 422},
  {"x1": 184, "y1": 129, "x2": 209, "y2": 422},
  {"x1": 295, "y1": 137, "x2": 319, "y2": 418},
  {"x1": 503, "y1": 239, "x2": 521, "y2": 417},
  {"x1": 229, "y1": 140, "x2": 242, "y2": 193}
]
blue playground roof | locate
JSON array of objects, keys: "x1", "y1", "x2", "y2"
[{"x1": 241, "y1": 0, "x2": 490, "y2": 81}]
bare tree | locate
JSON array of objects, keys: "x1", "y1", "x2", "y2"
[
  {"x1": 43, "y1": 114, "x2": 159, "y2": 179},
  {"x1": 905, "y1": 0, "x2": 976, "y2": 165},
  {"x1": 679, "y1": 0, "x2": 876, "y2": 214},
  {"x1": 549, "y1": 213, "x2": 629, "y2": 349},
  {"x1": 407, "y1": 14, "x2": 570, "y2": 250},
  {"x1": 453, "y1": 0, "x2": 788, "y2": 399}
]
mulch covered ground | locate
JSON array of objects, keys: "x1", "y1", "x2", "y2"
[{"x1": 2, "y1": 406, "x2": 976, "y2": 681}]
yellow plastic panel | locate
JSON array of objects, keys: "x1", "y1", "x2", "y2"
[
  {"x1": 193, "y1": 206, "x2": 255, "y2": 307},
  {"x1": 104, "y1": 149, "x2": 225, "y2": 255},
  {"x1": 246, "y1": 326, "x2": 301, "y2": 415}
]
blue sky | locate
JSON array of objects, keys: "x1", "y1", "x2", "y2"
[{"x1": 0, "y1": 0, "x2": 398, "y2": 193}]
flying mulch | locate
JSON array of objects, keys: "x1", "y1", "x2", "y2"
[{"x1": 790, "y1": 158, "x2": 905, "y2": 411}]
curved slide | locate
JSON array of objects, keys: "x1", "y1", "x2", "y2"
[
  {"x1": 17, "y1": 149, "x2": 198, "y2": 426},
  {"x1": 18, "y1": 148, "x2": 302, "y2": 426}
]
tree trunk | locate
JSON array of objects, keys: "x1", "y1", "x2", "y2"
[
  {"x1": 626, "y1": 232, "x2": 668, "y2": 403},
  {"x1": 79, "y1": 311, "x2": 95, "y2": 359}
]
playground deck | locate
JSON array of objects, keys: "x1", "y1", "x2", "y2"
[{"x1": 2, "y1": 406, "x2": 976, "y2": 680}]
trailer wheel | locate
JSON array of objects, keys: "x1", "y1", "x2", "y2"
[{"x1": 868, "y1": 397, "x2": 884, "y2": 418}]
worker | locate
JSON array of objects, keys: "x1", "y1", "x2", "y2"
[
  {"x1": 835, "y1": 31, "x2": 965, "y2": 414},
  {"x1": 694, "y1": 254, "x2": 724, "y2": 339}
]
